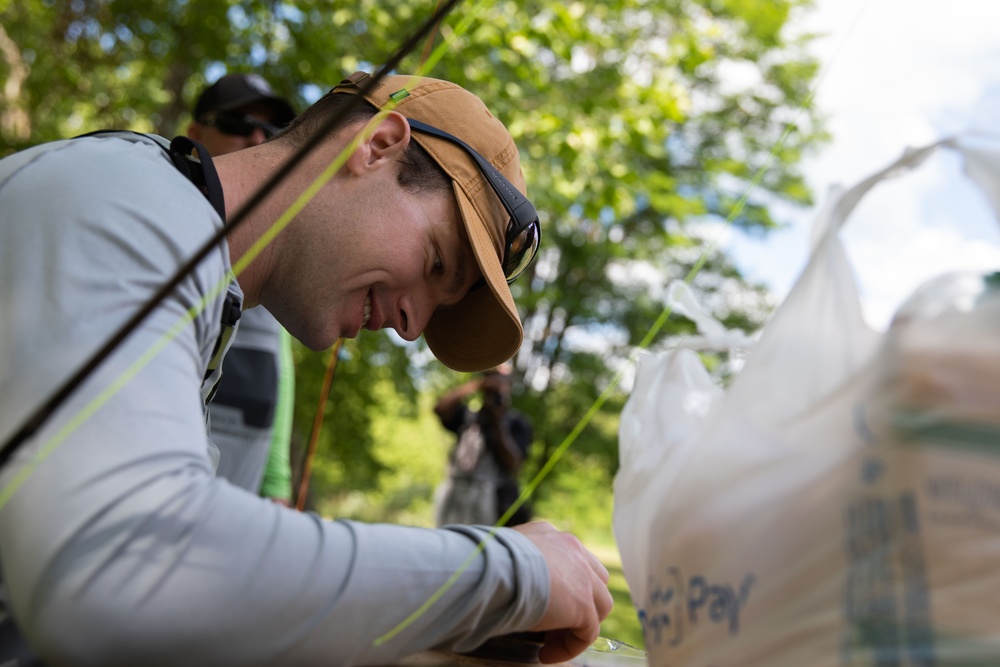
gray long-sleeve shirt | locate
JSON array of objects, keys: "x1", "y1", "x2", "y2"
[{"x1": 0, "y1": 135, "x2": 548, "y2": 666}]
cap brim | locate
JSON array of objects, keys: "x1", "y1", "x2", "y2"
[{"x1": 424, "y1": 183, "x2": 523, "y2": 372}]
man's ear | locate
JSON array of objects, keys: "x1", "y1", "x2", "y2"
[
  {"x1": 186, "y1": 122, "x2": 202, "y2": 141},
  {"x1": 345, "y1": 111, "x2": 411, "y2": 175}
]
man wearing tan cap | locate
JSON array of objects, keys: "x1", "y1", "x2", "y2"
[{"x1": 0, "y1": 72, "x2": 612, "y2": 666}]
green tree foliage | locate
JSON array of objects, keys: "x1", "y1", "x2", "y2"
[
  {"x1": 0, "y1": 0, "x2": 827, "y2": 512},
  {"x1": 406, "y1": 0, "x2": 828, "y2": 498}
]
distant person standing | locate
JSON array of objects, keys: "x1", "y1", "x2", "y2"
[
  {"x1": 187, "y1": 73, "x2": 297, "y2": 505},
  {"x1": 434, "y1": 363, "x2": 534, "y2": 526}
]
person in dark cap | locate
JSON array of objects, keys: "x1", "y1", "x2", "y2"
[
  {"x1": 187, "y1": 73, "x2": 296, "y2": 156},
  {"x1": 0, "y1": 72, "x2": 611, "y2": 666},
  {"x1": 186, "y1": 73, "x2": 297, "y2": 508}
]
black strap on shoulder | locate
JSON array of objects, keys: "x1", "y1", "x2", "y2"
[
  {"x1": 162, "y1": 137, "x2": 241, "y2": 388},
  {"x1": 71, "y1": 129, "x2": 239, "y2": 399},
  {"x1": 167, "y1": 136, "x2": 226, "y2": 220}
]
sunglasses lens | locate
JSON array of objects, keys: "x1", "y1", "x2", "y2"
[
  {"x1": 211, "y1": 114, "x2": 279, "y2": 138},
  {"x1": 213, "y1": 114, "x2": 255, "y2": 137},
  {"x1": 253, "y1": 119, "x2": 279, "y2": 139},
  {"x1": 404, "y1": 119, "x2": 541, "y2": 286},
  {"x1": 504, "y1": 220, "x2": 540, "y2": 283}
]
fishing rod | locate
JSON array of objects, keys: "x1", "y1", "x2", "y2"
[
  {"x1": 0, "y1": 0, "x2": 464, "y2": 470},
  {"x1": 295, "y1": 338, "x2": 345, "y2": 512}
]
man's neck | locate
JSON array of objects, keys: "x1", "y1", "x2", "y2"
[{"x1": 213, "y1": 146, "x2": 286, "y2": 309}]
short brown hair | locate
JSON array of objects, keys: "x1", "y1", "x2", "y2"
[{"x1": 278, "y1": 92, "x2": 450, "y2": 195}]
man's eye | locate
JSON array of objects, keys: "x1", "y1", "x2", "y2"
[{"x1": 433, "y1": 252, "x2": 444, "y2": 275}]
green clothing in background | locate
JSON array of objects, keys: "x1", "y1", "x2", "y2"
[{"x1": 259, "y1": 328, "x2": 294, "y2": 501}]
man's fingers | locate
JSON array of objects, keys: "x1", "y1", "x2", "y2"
[
  {"x1": 595, "y1": 568, "x2": 614, "y2": 621},
  {"x1": 537, "y1": 626, "x2": 600, "y2": 665},
  {"x1": 514, "y1": 521, "x2": 615, "y2": 664},
  {"x1": 537, "y1": 570, "x2": 612, "y2": 663},
  {"x1": 587, "y1": 548, "x2": 610, "y2": 584}
]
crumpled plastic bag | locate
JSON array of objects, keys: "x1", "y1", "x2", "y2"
[{"x1": 613, "y1": 137, "x2": 1000, "y2": 666}]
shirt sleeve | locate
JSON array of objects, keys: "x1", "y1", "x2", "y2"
[
  {"x1": 441, "y1": 404, "x2": 470, "y2": 435},
  {"x1": 0, "y1": 138, "x2": 550, "y2": 667}
]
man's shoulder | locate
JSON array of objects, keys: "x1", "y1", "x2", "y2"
[
  {"x1": 0, "y1": 130, "x2": 232, "y2": 332},
  {"x1": 1, "y1": 133, "x2": 178, "y2": 197},
  {"x1": 63, "y1": 132, "x2": 176, "y2": 179},
  {"x1": 76, "y1": 130, "x2": 172, "y2": 150},
  {"x1": 10, "y1": 131, "x2": 171, "y2": 161},
  {"x1": 8, "y1": 133, "x2": 222, "y2": 246}
]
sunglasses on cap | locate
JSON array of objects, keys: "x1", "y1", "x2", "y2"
[
  {"x1": 199, "y1": 112, "x2": 281, "y2": 139},
  {"x1": 407, "y1": 119, "x2": 541, "y2": 286}
]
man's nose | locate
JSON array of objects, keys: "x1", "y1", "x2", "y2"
[{"x1": 394, "y1": 293, "x2": 437, "y2": 342}]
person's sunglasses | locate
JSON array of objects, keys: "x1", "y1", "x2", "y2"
[
  {"x1": 407, "y1": 119, "x2": 541, "y2": 285},
  {"x1": 200, "y1": 112, "x2": 281, "y2": 139}
]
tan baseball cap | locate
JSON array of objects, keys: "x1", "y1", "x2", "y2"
[{"x1": 331, "y1": 72, "x2": 537, "y2": 372}]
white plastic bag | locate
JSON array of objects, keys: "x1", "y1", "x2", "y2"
[{"x1": 613, "y1": 138, "x2": 1000, "y2": 666}]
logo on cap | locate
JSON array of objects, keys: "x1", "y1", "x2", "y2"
[{"x1": 389, "y1": 89, "x2": 411, "y2": 102}]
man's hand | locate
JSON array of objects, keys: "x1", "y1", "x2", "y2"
[{"x1": 513, "y1": 522, "x2": 614, "y2": 664}]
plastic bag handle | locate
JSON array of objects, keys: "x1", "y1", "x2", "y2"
[{"x1": 809, "y1": 139, "x2": 956, "y2": 255}]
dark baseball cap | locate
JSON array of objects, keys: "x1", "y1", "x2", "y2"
[{"x1": 194, "y1": 73, "x2": 295, "y2": 126}]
